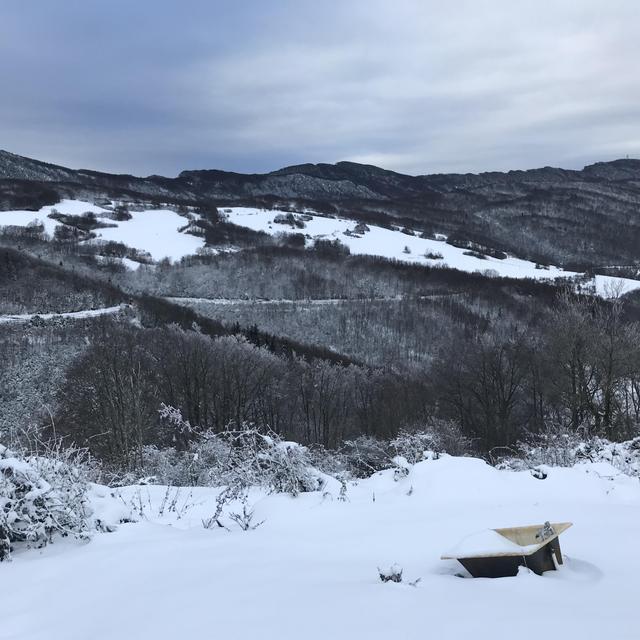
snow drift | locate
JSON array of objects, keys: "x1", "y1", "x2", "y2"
[{"x1": 1, "y1": 446, "x2": 639, "y2": 640}]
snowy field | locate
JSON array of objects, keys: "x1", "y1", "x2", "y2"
[
  {"x1": 225, "y1": 207, "x2": 640, "y2": 297},
  {"x1": 0, "y1": 199, "x2": 205, "y2": 263},
  {"x1": 2, "y1": 200, "x2": 640, "y2": 296},
  {"x1": 2, "y1": 455, "x2": 638, "y2": 640}
]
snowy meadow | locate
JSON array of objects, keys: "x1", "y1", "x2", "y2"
[
  {"x1": 3, "y1": 200, "x2": 640, "y2": 296},
  {"x1": 1, "y1": 435, "x2": 639, "y2": 640}
]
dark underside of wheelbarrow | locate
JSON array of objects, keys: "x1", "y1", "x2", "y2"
[{"x1": 459, "y1": 536, "x2": 563, "y2": 578}]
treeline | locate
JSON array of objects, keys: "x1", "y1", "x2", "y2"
[
  {"x1": 53, "y1": 320, "x2": 426, "y2": 468},
  {"x1": 0, "y1": 246, "x2": 125, "y2": 314},
  {"x1": 47, "y1": 290, "x2": 640, "y2": 471},
  {"x1": 182, "y1": 295, "x2": 515, "y2": 371},
  {"x1": 0, "y1": 320, "x2": 88, "y2": 440},
  {"x1": 1, "y1": 220, "x2": 639, "y2": 471},
  {"x1": 431, "y1": 292, "x2": 640, "y2": 450},
  {"x1": 190, "y1": 287, "x2": 640, "y2": 450},
  {"x1": 135, "y1": 295, "x2": 359, "y2": 365},
  {"x1": 118, "y1": 242, "x2": 563, "y2": 302}
]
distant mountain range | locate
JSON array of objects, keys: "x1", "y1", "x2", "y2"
[{"x1": 1, "y1": 149, "x2": 639, "y2": 267}]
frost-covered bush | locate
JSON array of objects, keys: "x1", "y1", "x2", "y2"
[
  {"x1": 391, "y1": 456, "x2": 411, "y2": 480},
  {"x1": 391, "y1": 431, "x2": 440, "y2": 464},
  {"x1": 135, "y1": 410, "x2": 323, "y2": 496},
  {"x1": 0, "y1": 444, "x2": 91, "y2": 560},
  {"x1": 158, "y1": 402, "x2": 196, "y2": 449},
  {"x1": 497, "y1": 432, "x2": 640, "y2": 478},
  {"x1": 136, "y1": 433, "x2": 232, "y2": 487},
  {"x1": 501, "y1": 428, "x2": 587, "y2": 469},
  {"x1": 575, "y1": 438, "x2": 640, "y2": 477},
  {"x1": 428, "y1": 419, "x2": 475, "y2": 456},
  {"x1": 378, "y1": 564, "x2": 403, "y2": 583},
  {"x1": 133, "y1": 446, "x2": 192, "y2": 486},
  {"x1": 339, "y1": 426, "x2": 472, "y2": 480},
  {"x1": 391, "y1": 422, "x2": 473, "y2": 463},
  {"x1": 128, "y1": 408, "x2": 477, "y2": 489},
  {"x1": 213, "y1": 425, "x2": 323, "y2": 496},
  {"x1": 307, "y1": 444, "x2": 351, "y2": 477},
  {"x1": 340, "y1": 436, "x2": 392, "y2": 478}
]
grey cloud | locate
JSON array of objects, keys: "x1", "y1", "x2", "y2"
[{"x1": 0, "y1": 0, "x2": 638, "y2": 176}]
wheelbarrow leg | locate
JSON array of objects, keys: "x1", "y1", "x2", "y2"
[{"x1": 550, "y1": 538, "x2": 563, "y2": 565}]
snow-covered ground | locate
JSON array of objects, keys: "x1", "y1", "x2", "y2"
[
  {"x1": 0, "y1": 304, "x2": 125, "y2": 324},
  {"x1": 2, "y1": 200, "x2": 639, "y2": 296},
  {"x1": 0, "y1": 199, "x2": 205, "y2": 263},
  {"x1": 0, "y1": 200, "x2": 107, "y2": 237},
  {"x1": 164, "y1": 295, "x2": 413, "y2": 305},
  {"x1": 95, "y1": 209, "x2": 204, "y2": 262},
  {"x1": 2, "y1": 455, "x2": 638, "y2": 640},
  {"x1": 225, "y1": 207, "x2": 640, "y2": 297}
]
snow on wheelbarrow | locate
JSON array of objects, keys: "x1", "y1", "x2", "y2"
[{"x1": 441, "y1": 521, "x2": 573, "y2": 578}]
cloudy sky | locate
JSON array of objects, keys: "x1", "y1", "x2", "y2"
[{"x1": 1, "y1": 1, "x2": 638, "y2": 176}]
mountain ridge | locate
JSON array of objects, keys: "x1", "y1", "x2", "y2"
[
  {"x1": 1, "y1": 149, "x2": 640, "y2": 267},
  {"x1": 2, "y1": 147, "x2": 640, "y2": 186}
]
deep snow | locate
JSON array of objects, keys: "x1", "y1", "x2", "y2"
[{"x1": 1, "y1": 455, "x2": 638, "y2": 640}]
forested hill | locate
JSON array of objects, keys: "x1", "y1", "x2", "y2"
[{"x1": 2, "y1": 149, "x2": 640, "y2": 267}]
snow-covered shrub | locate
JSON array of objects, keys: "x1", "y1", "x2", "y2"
[
  {"x1": 427, "y1": 418, "x2": 475, "y2": 456},
  {"x1": 497, "y1": 431, "x2": 640, "y2": 478},
  {"x1": 214, "y1": 424, "x2": 323, "y2": 496},
  {"x1": 392, "y1": 456, "x2": 411, "y2": 480},
  {"x1": 391, "y1": 431, "x2": 440, "y2": 464},
  {"x1": 378, "y1": 564, "x2": 403, "y2": 583},
  {"x1": 132, "y1": 412, "x2": 323, "y2": 496},
  {"x1": 307, "y1": 444, "x2": 351, "y2": 477},
  {"x1": 577, "y1": 438, "x2": 640, "y2": 477},
  {"x1": 505, "y1": 426, "x2": 588, "y2": 469},
  {"x1": 229, "y1": 497, "x2": 265, "y2": 531},
  {"x1": 137, "y1": 433, "x2": 231, "y2": 487},
  {"x1": 158, "y1": 402, "x2": 195, "y2": 448},
  {"x1": 390, "y1": 422, "x2": 473, "y2": 464},
  {"x1": 0, "y1": 444, "x2": 91, "y2": 560},
  {"x1": 340, "y1": 436, "x2": 392, "y2": 478},
  {"x1": 137, "y1": 445, "x2": 187, "y2": 485},
  {"x1": 189, "y1": 434, "x2": 233, "y2": 484}
]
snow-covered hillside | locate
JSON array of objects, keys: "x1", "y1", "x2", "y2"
[
  {"x1": 0, "y1": 199, "x2": 205, "y2": 264},
  {"x1": 2, "y1": 200, "x2": 640, "y2": 296},
  {"x1": 1, "y1": 455, "x2": 638, "y2": 640},
  {"x1": 225, "y1": 207, "x2": 640, "y2": 297}
]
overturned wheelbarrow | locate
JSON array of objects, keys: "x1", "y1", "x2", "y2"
[{"x1": 441, "y1": 521, "x2": 573, "y2": 578}]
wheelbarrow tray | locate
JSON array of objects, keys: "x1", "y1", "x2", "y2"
[{"x1": 441, "y1": 522, "x2": 572, "y2": 578}]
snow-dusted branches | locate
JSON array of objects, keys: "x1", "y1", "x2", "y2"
[{"x1": 0, "y1": 443, "x2": 91, "y2": 561}]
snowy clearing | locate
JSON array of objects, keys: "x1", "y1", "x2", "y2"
[
  {"x1": 2, "y1": 200, "x2": 639, "y2": 296},
  {"x1": 1, "y1": 455, "x2": 638, "y2": 640},
  {"x1": 94, "y1": 208, "x2": 204, "y2": 262},
  {"x1": 0, "y1": 199, "x2": 205, "y2": 263},
  {"x1": 225, "y1": 207, "x2": 640, "y2": 297},
  {"x1": 0, "y1": 200, "x2": 107, "y2": 237},
  {"x1": 0, "y1": 305, "x2": 125, "y2": 324}
]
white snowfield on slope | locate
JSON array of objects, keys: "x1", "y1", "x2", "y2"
[
  {"x1": 0, "y1": 199, "x2": 205, "y2": 263},
  {"x1": 1, "y1": 200, "x2": 639, "y2": 297},
  {"x1": 1, "y1": 454, "x2": 637, "y2": 640},
  {"x1": 225, "y1": 207, "x2": 640, "y2": 297}
]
